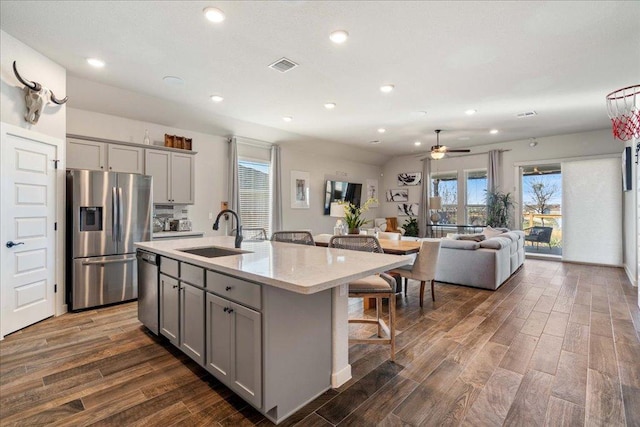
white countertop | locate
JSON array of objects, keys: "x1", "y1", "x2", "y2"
[
  {"x1": 135, "y1": 236, "x2": 411, "y2": 294},
  {"x1": 152, "y1": 230, "x2": 204, "y2": 239}
]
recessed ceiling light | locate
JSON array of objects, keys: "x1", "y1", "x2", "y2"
[
  {"x1": 380, "y1": 84, "x2": 394, "y2": 93},
  {"x1": 489, "y1": 129, "x2": 499, "y2": 134},
  {"x1": 465, "y1": 109, "x2": 477, "y2": 115},
  {"x1": 369, "y1": 140, "x2": 381, "y2": 145},
  {"x1": 329, "y1": 30, "x2": 349, "y2": 44},
  {"x1": 203, "y1": 7, "x2": 225, "y2": 23},
  {"x1": 414, "y1": 141, "x2": 421, "y2": 146},
  {"x1": 283, "y1": 116, "x2": 293, "y2": 122},
  {"x1": 377, "y1": 128, "x2": 386, "y2": 133},
  {"x1": 86, "y1": 58, "x2": 105, "y2": 68},
  {"x1": 210, "y1": 95, "x2": 224, "y2": 103},
  {"x1": 324, "y1": 102, "x2": 336, "y2": 110},
  {"x1": 163, "y1": 76, "x2": 184, "y2": 86}
]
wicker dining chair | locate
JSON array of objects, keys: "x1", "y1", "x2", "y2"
[
  {"x1": 329, "y1": 235, "x2": 397, "y2": 361},
  {"x1": 270, "y1": 231, "x2": 315, "y2": 246}
]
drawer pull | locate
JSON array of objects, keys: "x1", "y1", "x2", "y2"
[{"x1": 225, "y1": 286, "x2": 232, "y2": 291}]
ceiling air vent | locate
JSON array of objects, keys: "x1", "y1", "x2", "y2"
[
  {"x1": 269, "y1": 57, "x2": 298, "y2": 73},
  {"x1": 516, "y1": 111, "x2": 538, "y2": 118}
]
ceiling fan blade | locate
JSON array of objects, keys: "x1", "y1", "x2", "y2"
[{"x1": 444, "y1": 149, "x2": 471, "y2": 153}]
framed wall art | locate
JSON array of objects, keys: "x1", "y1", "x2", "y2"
[
  {"x1": 398, "y1": 172, "x2": 422, "y2": 186},
  {"x1": 386, "y1": 189, "x2": 408, "y2": 202},
  {"x1": 291, "y1": 170, "x2": 310, "y2": 209}
]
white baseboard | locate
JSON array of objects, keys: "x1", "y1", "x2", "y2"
[
  {"x1": 331, "y1": 364, "x2": 352, "y2": 388},
  {"x1": 624, "y1": 264, "x2": 638, "y2": 287}
]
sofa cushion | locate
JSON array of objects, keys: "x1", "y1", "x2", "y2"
[
  {"x1": 482, "y1": 226, "x2": 505, "y2": 239},
  {"x1": 441, "y1": 239, "x2": 480, "y2": 250},
  {"x1": 479, "y1": 237, "x2": 511, "y2": 249},
  {"x1": 457, "y1": 234, "x2": 486, "y2": 242}
]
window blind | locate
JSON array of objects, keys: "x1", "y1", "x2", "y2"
[
  {"x1": 562, "y1": 157, "x2": 622, "y2": 265},
  {"x1": 238, "y1": 159, "x2": 271, "y2": 235}
]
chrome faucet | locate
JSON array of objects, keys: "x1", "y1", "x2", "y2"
[{"x1": 212, "y1": 209, "x2": 243, "y2": 248}]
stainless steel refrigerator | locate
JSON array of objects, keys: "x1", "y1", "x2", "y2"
[{"x1": 66, "y1": 170, "x2": 152, "y2": 310}]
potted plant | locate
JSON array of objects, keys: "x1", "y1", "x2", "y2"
[
  {"x1": 339, "y1": 198, "x2": 377, "y2": 234},
  {"x1": 485, "y1": 190, "x2": 514, "y2": 228},
  {"x1": 402, "y1": 217, "x2": 419, "y2": 237}
]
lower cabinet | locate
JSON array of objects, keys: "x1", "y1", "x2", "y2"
[
  {"x1": 159, "y1": 273, "x2": 179, "y2": 344},
  {"x1": 180, "y1": 283, "x2": 205, "y2": 365},
  {"x1": 206, "y1": 293, "x2": 262, "y2": 409}
]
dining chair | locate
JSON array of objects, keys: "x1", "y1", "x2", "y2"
[
  {"x1": 329, "y1": 235, "x2": 396, "y2": 361},
  {"x1": 233, "y1": 227, "x2": 268, "y2": 241},
  {"x1": 270, "y1": 231, "x2": 315, "y2": 246},
  {"x1": 389, "y1": 238, "x2": 441, "y2": 307},
  {"x1": 377, "y1": 231, "x2": 401, "y2": 241}
]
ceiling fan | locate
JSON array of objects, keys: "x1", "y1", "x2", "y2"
[{"x1": 426, "y1": 129, "x2": 471, "y2": 160}]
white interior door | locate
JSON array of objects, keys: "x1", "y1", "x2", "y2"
[{"x1": 1, "y1": 124, "x2": 59, "y2": 338}]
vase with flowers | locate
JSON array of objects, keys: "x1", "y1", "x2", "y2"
[{"x1": 339, "y1": 197, "x2": 377, "y2": 234}]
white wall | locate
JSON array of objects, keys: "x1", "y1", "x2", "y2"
[
  {"x1": 0, "y1": 30, "x2": 68, "y2": 315},
  {"x1": 623, "y1": 138, "x2": 638, "y2": 286}
]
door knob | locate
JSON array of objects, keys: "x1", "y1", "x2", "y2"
[{"x1": 6, "y1": 241, "x2": 24, "y2": 248}]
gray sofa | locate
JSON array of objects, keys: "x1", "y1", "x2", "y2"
[{"x1": 434, "y1": 230, "x2": 525, "y2": 290}]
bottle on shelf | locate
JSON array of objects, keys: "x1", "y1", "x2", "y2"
[{"x1": 143, "y1": 129, "x2": 151, "y2": 145}]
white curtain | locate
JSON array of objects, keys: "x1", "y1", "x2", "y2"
[
  {"x1": 228, "y1": 137, "x2": 241, "y2": 231},
  {"x1": 418, "y1": 159, "x2": 432, "y2": 237},
  {"x1": 487, "y1": 150, "x2": 501, "y2": 192},
  {"x1": 562, "y1": 157, "x2": 622, "y2": 265},
  {"x1": 270, "y1": 144, "x2": 282, "y2": 232}
]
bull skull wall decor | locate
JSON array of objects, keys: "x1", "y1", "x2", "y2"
[{"x1": 12, "y1": 61, "x2": 68, "y2": 124}]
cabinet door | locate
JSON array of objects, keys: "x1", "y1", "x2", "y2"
[
  {"x1": 67, "y1": 139, "x2": 106, "y2": 171},
  {"x1": 145, "y1": 149, "x2": 171, "y2": 204},
  {"x1": 180, "y1": 283, "x2": 205, "y2": 365},
  {"x1": 159, "y1": 273, "x2": 179, "y2": 344},
  {"x1": 108, "y1": 144, "x2": 144, "y2": 174},
  {"x1": 206, "y1": 293, "x2": 232, "y2": 380},
  {"x1": 231, "y1": 301, "x2": 262, "y2": 408},
  {"x1": 170, "y1": 153, "x2": 194, "y2": 204}
]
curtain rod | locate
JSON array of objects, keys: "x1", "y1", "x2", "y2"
[{"x1": 228, "y1": 135, "x2": 274, "y2": 148}]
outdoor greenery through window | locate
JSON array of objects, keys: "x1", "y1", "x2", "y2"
[
  {"x1": 466, "y1": 170, "x2": 487, "y2": 225},
  {"x1": 238, "y1": 159, "x2": 271, "y2": 236},
  {"x1": 431, "y1": 171, "x2": 457, "y2": 224},
  {"x1": 521, "y1": 164, "x2": 562, "y2": 255}
]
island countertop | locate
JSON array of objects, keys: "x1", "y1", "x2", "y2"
[{"x1": 135, "y1": 236, "x2": 411, "y2": 294}]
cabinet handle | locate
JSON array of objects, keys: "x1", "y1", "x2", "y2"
[
  {"x1": 100, "y1": 166, "x2": 104, "y2": 169},
  {"x1": 225, "y1": 286, "x2": 232, "y2": 291},
  {"x1": 227, "y1": 308, "x2": 234, "y2": 314},
  {"x1": 172, "y1": 285, "x2": 178, "y2": 289},
  {"x1": 109, "y1": 166, "x2": 112, "y2": 170},
  {"x1": 223, "y1": 307, "x2": 228, "y2": 312}
]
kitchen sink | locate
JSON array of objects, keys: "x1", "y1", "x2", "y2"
[{"x1": 179, "y1": 247, "x2": 249, "y2": 258}]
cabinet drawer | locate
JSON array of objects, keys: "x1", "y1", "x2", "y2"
[
  {"x1": 181, "y1": 263, "x2": 204, "y2": 287},
  {"x1": 206, "y1": 271, "x2": 261, "y2": 310},
  {"x1": 160, "y1": 257, "x2": 179, "y2": 278}
]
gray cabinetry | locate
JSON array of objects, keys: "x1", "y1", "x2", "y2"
[
  {"x1": 159, "y1": 273, "x2": 179, "y2": 344},
  {"x1": 180, "y1": 283, "x2": 205, "y2": 365},
  {"x1": 206, "y1": 293, "x2": 262, "y2": 408},
  {"x1": 145, "y1": 149, "x2": 195, "y2": 204},
  {"x1": 67, "y1": 137, "x2": 143, "y2": 173}
]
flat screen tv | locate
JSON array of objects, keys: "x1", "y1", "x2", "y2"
[{"x1": 324, "y1": 180, "x2": 362, "y2": 215}]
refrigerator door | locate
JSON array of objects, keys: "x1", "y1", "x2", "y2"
[
  {"x1": 117, "y1": 173, "x2": 152, "y2": 254},
  {"x1": 69, "y1": 170, "x2": 118, "y2": 258},
  {"x1": 71, "y1": 253, "x2": 137, "y2": 310}
]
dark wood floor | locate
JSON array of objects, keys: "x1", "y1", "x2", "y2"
[{"x1": 1, "y1": 260, "x2": 639, "y2": 426}]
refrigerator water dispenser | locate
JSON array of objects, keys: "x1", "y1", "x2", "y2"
[{"x1": 79, "y1": 207, "x2": 103, "y2": 231}]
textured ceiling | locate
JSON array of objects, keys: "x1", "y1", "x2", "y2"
[{"x1": 1, "y1": 1, "x2": 639, "y2": 156}]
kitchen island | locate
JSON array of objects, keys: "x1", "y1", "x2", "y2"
[{"x1": 135, "y1": 236, "x2": 410, "y2": 424}]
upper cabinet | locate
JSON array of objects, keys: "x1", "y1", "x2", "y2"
[
  {"x1": 67, "y1": 137, "x2": 143, "y2": 174},
  {"x1": 145, "y1": 149, "x2": 195, "y2": 204},
  {"x1": 66, "y1": 135, "x2": 196, "y2": 205}
]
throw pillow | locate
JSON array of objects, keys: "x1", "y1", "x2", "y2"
[
  {"x1": 482, "y1": 226, "x2": 505, "y2": 239},
  {"x1": 457, "y1": 234, "x2": 486, "y2": 242}
]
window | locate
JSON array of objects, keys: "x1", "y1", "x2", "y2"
[
  {"x1": 465, "y1": 169, "x2": 487, "y2": 225},
  {"x1": 431, "y1": 171, "x2": 457, "y2": 224},
  {"x1": 238, "y1": 159, "x2": 271, "y2": 235}
]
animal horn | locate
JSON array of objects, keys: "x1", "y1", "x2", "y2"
[
  {"x1": 50, "y1": 91, "x2": 68, "y2": 105},
  {"x1": 12, "y1": 61, "x2": 40, "y2": 91}
]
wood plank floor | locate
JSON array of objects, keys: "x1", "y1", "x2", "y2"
[{"x1": 1, "y1": 260, "x2": 638, "y2": 426}]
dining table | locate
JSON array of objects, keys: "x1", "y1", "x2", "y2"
[{"x1": 313, "y1": 234, "x2": 422, "y2": 309}]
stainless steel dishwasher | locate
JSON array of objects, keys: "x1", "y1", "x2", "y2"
[{"x1": 137, "y1": 249, "x2": 159, "y2": 335}]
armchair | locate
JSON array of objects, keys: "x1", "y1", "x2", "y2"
[{"x1": 524, "y1": 226, "x2": 553, "y2": 250}]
